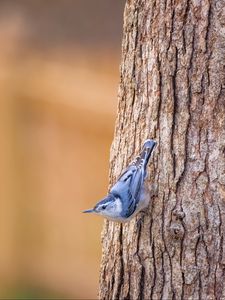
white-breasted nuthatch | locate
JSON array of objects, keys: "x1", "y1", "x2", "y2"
[{"x1": 83, "y1": 139, "x2": 156, "y2": 222}]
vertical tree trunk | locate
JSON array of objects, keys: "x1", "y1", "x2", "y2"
[{"x1": 99, "y1": 0, "x2": 225, "y2": 299}]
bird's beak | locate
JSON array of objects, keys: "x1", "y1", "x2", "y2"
[{"x1": 82, "y1": 208, "x2": 95, "y2": 213}]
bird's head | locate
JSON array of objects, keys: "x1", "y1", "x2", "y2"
[{"x1": 83, "y1": 194, "x2": 122, "y2": 220}]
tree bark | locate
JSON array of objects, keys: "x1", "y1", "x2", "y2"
[{"x1": 99, "y1": 0, "x2": 225, "y2": 299}]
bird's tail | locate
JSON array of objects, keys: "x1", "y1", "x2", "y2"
[{"x1": 140, "y1": 139, "x2": 156, "y2": 169}]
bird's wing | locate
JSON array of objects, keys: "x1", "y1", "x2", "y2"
[
  {"x1": 111, "y1": 140, "x2": 156, "y2": 214},
  {"x1": 117, "y1": 156, "x2": 145, "y2": 199},
  {"x1": 119, "y1": 139, "x2": 155, "y2": 182},
  {"x1": 129, "y1": 166, "x2": 144, "y2": 201},
  {"x1": 112, "y1": 165, "x2": 143, "y2": 204},
  {"x1": 119, "y1": 188, "x2": 137, "y2": 218}
]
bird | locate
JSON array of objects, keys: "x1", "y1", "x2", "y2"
[{"x1": 83, "y1": 139, "x2": 156, "y2": 222}]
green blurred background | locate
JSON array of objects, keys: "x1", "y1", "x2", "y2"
[{"x1": 0, "y1": 0, "x2": 124, "y2": 298}]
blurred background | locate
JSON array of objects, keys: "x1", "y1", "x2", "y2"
[{"x1": 0, "y1": 0, "x2": 124, "y2": 298}]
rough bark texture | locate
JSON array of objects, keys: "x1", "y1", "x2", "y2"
[{"x1": 99, "y1": 0, "x2": 225, "y2": 299}]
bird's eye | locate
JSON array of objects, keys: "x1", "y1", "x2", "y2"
[{"x1": 102, "y1": 205, "x2": 106, "y2": 210}]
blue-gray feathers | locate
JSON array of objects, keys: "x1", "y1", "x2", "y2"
[
  {"x1": 83, "y1": 139, "x2": 156, "y2": 221},
  {"x1": 110, "y1": 139, "x2": 156, "y2": 219}
]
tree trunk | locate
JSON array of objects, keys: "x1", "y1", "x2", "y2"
[{"x1": 99, "y1": 0, "x2": 225, "y2": 299}]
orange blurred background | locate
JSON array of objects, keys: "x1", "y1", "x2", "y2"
[{"x1": 0, "y1": 1, "x2": 124, "y2": 298}]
